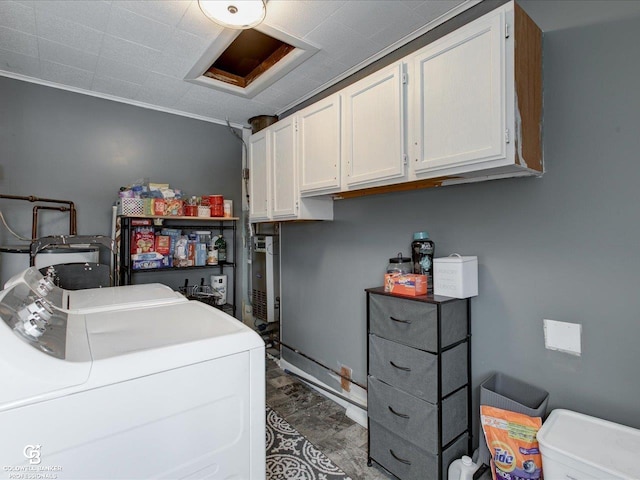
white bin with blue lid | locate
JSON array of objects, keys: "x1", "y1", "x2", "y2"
[{"x1": 537, "y1": 409, "x2": 640, "y2": 480}]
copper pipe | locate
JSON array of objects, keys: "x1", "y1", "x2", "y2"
[
  {"x1": 70, "y1": 204, "x2": 77, "y2": 235},
  {"x1": 0, "y1": 194, "x2": 77, "y2": 239},
  {"x1": 0, "y1": 194, "x2": 75, "y2": 205},
  {"x1": 32, "y1": 206, "x2": 71, "y2": 240}
]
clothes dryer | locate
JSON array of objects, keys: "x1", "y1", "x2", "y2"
[{"x1": 0, "y1": 280, "x2": 265, "y2": 479}]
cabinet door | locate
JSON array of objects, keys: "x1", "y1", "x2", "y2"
[
  {"x1": 298, "y1": 94, "x2": 341, "y2": 196},
  {"x1": 248, "y1": 129, "x2": 270, "y2": 221},
  {"x1": 412, "y1": 8, "x2": 505, "y2": 175},
  {"x1": 271, "y1": 116, "x2": 298, "y2": 219},
  {"x1": 343, "y1": 62, "x2": 406, "y2": 188}
]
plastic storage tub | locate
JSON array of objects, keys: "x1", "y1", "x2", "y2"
[
  {"x1": 478, "y1": 373, "x2": 549, "y2": 466},
  {"x1": 537, "y1": 409, "x2": 640, "y2": 480}
]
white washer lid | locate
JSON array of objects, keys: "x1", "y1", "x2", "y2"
[
  {"x1": 537, "y1": 409, "x2": 640, "y2": 478},
  {"x1": 66, "y1": 283, "x2": 186, "y2": 312},
  {"x1": 84, "y1": 301, "x2": 263, "y2": 385}
]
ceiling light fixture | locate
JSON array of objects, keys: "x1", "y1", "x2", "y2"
[{"x1": 198, "y1": 0, "x2": 267, "y2": 30}]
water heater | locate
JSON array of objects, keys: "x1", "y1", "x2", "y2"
[{"x1": 251, "y1": 235, "x2": 279, "y2": 323}]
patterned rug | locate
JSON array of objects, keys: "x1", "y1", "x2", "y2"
[{"x1": 266, "y1": 406, "x2": 352, "y2": 480}]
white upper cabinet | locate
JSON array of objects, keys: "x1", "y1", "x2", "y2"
[
  {"x1": 248, "y1": 2, "x2": 541, "y2": 215},
  {"x1": 411, "y1": 9, "x2": 505, "y2": 175},
  {"x1": 409, "y1": 1, "x2": 542, "y2": 179},
  {"x1": 298, "y1": 94, "x2": 342, "y2": 196},
  {"x1": 248, "y1": 129, "x2": 269, "y2": 222},
  {"x1": 249, "y1": 117, "x2": 333, "y2": 223},
  {"x1": 342, "y1": 62, "x2": 407, "y2": 189},
  {"x1": 270, "y1": 116, "x2": 297, "y2": 219}
]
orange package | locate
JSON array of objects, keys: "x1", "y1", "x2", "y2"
[
  {"x1": 480, "y1": 406, "x2": 543, "y2": 480},
  {"x1": 384, "y1": 273, "x2": 427, "y2": 296}
]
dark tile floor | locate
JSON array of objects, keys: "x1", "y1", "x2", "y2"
[{"x1": 266, "y1": 355, "x2": 393, "y2": 480}]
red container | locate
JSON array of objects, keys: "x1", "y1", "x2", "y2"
[
  {"x1": 185, "y1": 205, "x2": 198, "y2": 217},
  {"x1": 210, "y1": 204, "x2": 224, "y2": 217},
  {"x1": 209, "y1": 195, "x2": 224, "y2": 206}
]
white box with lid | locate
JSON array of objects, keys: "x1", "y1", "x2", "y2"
[
  {"x1": 537, "y1": 409, "x2": 640, "y2": 480},
  {"x1": 433, "y1": 254, "x2": 477, "y2": 298}
]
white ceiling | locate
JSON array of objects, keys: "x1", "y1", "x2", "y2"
[{"x1": 0, "y1": 0, "x2": 474, "y2": 128}]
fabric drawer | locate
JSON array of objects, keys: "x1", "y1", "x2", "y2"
[
  {"x1": 369, "y1": 334, "x2": 467, "y2": 403},
  {"x1": 367, "y1": 376, "x2": 468, "y2": 453},
  {"x1": 369, "y1": 293, "x2": 467, "y2": 351},
  {"x1": 369, "y1": 421, "x2": 468, "y2": 480}
]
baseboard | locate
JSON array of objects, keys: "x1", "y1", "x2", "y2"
[{"x1": 278, "y1": 358, "x2": 368, "y2": 428}]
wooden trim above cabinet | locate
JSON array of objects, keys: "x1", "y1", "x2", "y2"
[
  {"x1": 514, "y1": 2, "x2": 543, "y2": 172},
  {"x1": 333, "y1": 177, "x2": 452, "y2": 200}
]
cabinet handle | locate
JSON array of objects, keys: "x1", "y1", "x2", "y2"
[
  {"x1": 389, "y1": 360, "x2": 411, "y2": 372},
  {"x1": 389, "y1": 449, "x2": 412, "y2": 465},
  {"x1": 388, "y1": 406, "x2": 410, "y2": 419},
  {"x1": 389, "y1": 316, "x2": 412, "y2": 325}
]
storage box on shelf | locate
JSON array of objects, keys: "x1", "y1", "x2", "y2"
[
  {"x1": 365, "y1": 287, "x2": 472, "y2": 480},
  {"x1": 119, "y1": 198, "x2": 144, "y2": 216},
  {"x1": 117, "y1": 215, "x2": 238, "y2": 317}
]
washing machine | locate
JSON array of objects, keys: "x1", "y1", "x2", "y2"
[
  {"x1": 0, "y1": 278, "x2": 265, "y2": 479},
  {"x1": 5, "y1": 267, "x2": 187, "y2": 313}
]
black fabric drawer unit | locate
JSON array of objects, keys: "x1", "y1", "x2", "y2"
[{"x1": 365, "y1": 287, "x2": 472, "y2": 480}]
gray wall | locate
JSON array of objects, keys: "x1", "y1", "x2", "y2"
[
  {"x1": 0, "y1": 77, "x2": 242, "y2": 290},
  {"x1": 281, "y1": 6, "x2": 640, "y2": 440}
]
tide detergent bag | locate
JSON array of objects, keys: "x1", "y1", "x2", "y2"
[{"x1": 480, "y1": 406, "x2": 543, "y2": 480}]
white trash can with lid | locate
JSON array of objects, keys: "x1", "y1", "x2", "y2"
[{"x1": 537, "y1": 409, "x2": 640, "y2": 479}]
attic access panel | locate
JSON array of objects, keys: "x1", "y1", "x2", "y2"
[
  {"x1": 186, "y1": 24, "x2": 318, "y2": 99},
  {"x1": 206, "y1": 29, "x2": 295, "y2": 88}
]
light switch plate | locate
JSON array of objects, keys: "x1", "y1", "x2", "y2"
[{"x1": 544, "y1": 319, "x2": 582, "y2": 355}]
